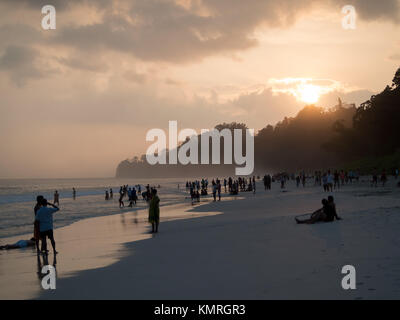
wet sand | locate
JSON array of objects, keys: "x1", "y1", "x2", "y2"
[{"x1": 0, "y1": 202, "x2": 220, "y2": 299}]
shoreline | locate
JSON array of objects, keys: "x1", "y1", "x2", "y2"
[
  {"x1": 1, "y1": 179, "x2": 400, "y2": 299},
  {"x1": 0, "y1": 200, "x2": 221, "y2": 300}
]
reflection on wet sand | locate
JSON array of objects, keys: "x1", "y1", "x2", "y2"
[{"x1": 0, "y1": 203, "x2": 220, "y2": 299}]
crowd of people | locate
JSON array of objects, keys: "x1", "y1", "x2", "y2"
[
  {"x1": 2, "y1": 167, "x2": 399, "y2": 252},
  {"x1": 185, "y1": 176, "x2": 258, "y2": 205}
]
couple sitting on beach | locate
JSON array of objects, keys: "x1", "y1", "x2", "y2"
[{"x1": 296, "y1": 196, "x2": 341, "y2": 224}]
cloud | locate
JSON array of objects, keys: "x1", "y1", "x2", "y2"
[
  {"x1": 1, "y1": 0, "x2": 399, "y2": 82},
  {"x1": 0, "y1": 45, "x2": 46, "y2": 86},
  {"x1": 0, "y1": 0, "x2": 109, "y2": 11},
  {"x1": 47, "y1": 0, "x2": 400, "y2": 64},
  {"x1": 340, "y1": 0, "x2": 400, "y2": 23},
  {"x1": 57, "y1": 54, "x2": 108, "y2": 72},
  {"x1": 388, "y1": 53, "x2": 400, "y2": 61}
]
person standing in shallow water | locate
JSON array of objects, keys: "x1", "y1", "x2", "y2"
[
  {"x1": 148, "y1": 189, "x2": 160, "y2": 233},
  {"x1": 54, "y1": 190, "x2": 59, "y2": 205}
]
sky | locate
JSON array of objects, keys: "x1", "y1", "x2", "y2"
[{"x1": 0, "y1": 0, "x2": 399, "y2": 178}]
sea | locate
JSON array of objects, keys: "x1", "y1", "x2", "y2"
[{"x1": 0, "y1": 178, "x2": 187, "y2": 239}]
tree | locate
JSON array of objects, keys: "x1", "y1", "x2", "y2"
[{"x1": 393, "y1": 67, "x2": 400, "y2": 88}]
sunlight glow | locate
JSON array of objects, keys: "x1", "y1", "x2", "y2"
[{"x1": 298, "y1": 84, "x2": 320, "y2": 104}]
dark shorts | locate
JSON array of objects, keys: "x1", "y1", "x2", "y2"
[{"x1": 40, "y1": 230, "x2": 54, "y2": 238}]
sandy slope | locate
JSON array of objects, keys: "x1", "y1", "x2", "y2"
[{"x1": 37, "y1": 179, "x2": 400, "y2": 300}]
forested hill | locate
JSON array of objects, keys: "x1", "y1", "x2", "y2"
[{"x1": 116, "y1": 68, "x2": 400, "y2": 178}]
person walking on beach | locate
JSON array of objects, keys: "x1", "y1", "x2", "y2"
[
  {"x1": 280, "y1": 175, "x2": 286, "y2": 189},
  {"x1": 105, "y1": 190, "x2": 109, "y2": 200},
  {"x1": 372, "y1": 173, "x2": 378, "y2": 187},
  {"x1": 148, "y1": 189, "x2": 160, "y2": 233},
  {"x1": 266, "y1": 174, "x2": 271, "y2": 190},
  {"x1": 263, "y1": 175, "x2": 268, "y2": 190},
  {"x1": 326, "y1": 171, "x2": 333, "y2": 192},
  {"x1": 381, "y1": 170, "x2": 387, "y2": 187},
  {"x1": 34, "y1": 195, "x2": 44, "y2": 252},
  {"x1": 212, "y1": 181, "x2": 217, "y2": 201},
  {"x1": 109, "y1": 188, "x2": 113, "y2": 199},
  {"x1": 53, "y1": 190, "x2": 59, "y2": 206},
  {"x1": 35, "y1": 198, "x2": 59, "y2": 254},
  {"x1": 118, "y1": 192, "x2": 124, "y2": 208},
  {"x1": 72, "y1": 188, "x2": 76, "y2": 200}
]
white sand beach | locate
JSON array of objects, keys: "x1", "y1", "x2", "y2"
[{"x1": 1, "y1": 179, "x2": 400, "y2": 300}]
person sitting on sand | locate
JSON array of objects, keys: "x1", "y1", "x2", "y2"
[
  {"x1": 148, "y1": 189, "x2": 160, "y2": 233},
  {"x1": 0, "y1": 238, "x2": 36, "y2": 250},
  {"x1": 295, "y1": 198, "x2": 341, "y2": 224},
  {"x1": 326, "y1": 195, "x2": 341, "y2": 222}
]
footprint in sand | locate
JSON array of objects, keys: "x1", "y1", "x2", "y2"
[
  {"x1": 357, "y1": 282, "x2": 364, "y2": 286},
  {"x1": 364, "y1": 275, "x2": 372, "y2": 279},
  {"x1": 368, "y1": 288, "x2": 376, "y2": 291}
]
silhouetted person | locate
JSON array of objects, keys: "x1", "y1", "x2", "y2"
[
  {"x1": 148, "y1": 189, "x2": 160, "y2": 233},
  {"x1": 35, "y1": 198, "x2": 59, "y2": 254},
  {"x1": 118, "y1": 192, "x2": 124, "y2": 208},
  {"x1": 53, "y1": 190, "x2": 59, "y2": 205},
  {"x1": 34, "y1": 195, "x2": 44, "y2": 252},
  {"x1": 296, "y1": 198, "x2": 341, "y2": 224}
]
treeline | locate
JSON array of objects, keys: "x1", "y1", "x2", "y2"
[
  {"x1": 116, "y1": 68, "x2": 400, "y2": 178},
  {"x1": 116, "y1": 122, "x2": 247, "y2": 178},
  {"x1": 325, "y1": 68, "x2": 400, "y2": 160}
]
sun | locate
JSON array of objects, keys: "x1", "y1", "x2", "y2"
[{"x1": 298, "y1": 84, "x2": 320, "y2": 104}]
